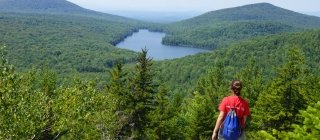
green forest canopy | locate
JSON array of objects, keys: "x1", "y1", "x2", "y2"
[
  {"x1": 1, "y1": 29, "x2": 320, "y2": 139},
  {"x1": 162, "y1": 3, "x2": 320, "y2": 49},
  {"x1": 1, "y1": 1, "x2": 320, "y2": 139}
]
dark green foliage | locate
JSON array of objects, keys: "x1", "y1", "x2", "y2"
[
  {"x1": 303, "y1": 76, "x2": 320, "y2": 104},
  {"x1": 195, "y1": 61, "x2": 227, "y2": 100},
  {"x1": 77, "y1": 66, "x2": 105, "y2": 73},
  {"x1": 252, "y1": 48, "x2": 308, "y2": 133},
  {"x1": 127, "y1": 48, "x2": 158, "y2": 139},
  {"x1": 107, "y1": 62, "x2": 129, "y2": 111},
  {"x1": 0, "y1": 0, "x2": 144, "y2": 87},
  {"x1": 154, "y1": 30, "x2": 320, "y2": 139},
  {"x1": 152, "y1": 92, "x2": 185, "y2": 140},
  {"x1": 163, "y1": 3, "x2": 320, "y2": 49},
  {"x1": 0, "y1": 0, "x2": 139, "y2": 22},
  {"x1": 145, "y1": 86, "x2": 172, "y2": 139},
  {"x1": 0, "y1": 0, "x2": 86, "y2": 13},
  {"x1": 0, "y1": 12, "x2": 140, "y2": 83},
  {"x1": 235, "y1": 58, "x2": 263, "y2": 107},
  {"x1": 278, "y1": 101, "x2": 320, "y2": 139},
  {"x1": 173, "y1": 3, "x2": 320, "y2": 28},
  {"x1": 155, "y1": 30, "x2": 320, "y2": 95},
  {"x1": 171, "y1": 62, "x2": 227, "y2": 140},
  {"x1": 258, "y1": 101, "x2": 320, "y2": 140},
  {"x1": 163, "y1": 21, "x2": 297, "y2": 49},
  {"x1": 0, "y1": 48, "x2": 157, "y2": 139},
  {"x1": 182, "y1": 91, "x2": 216, "y2": 139},
  {"x1": 1, "y1": 27, "x2": 320, "y2": 139},
  {"x1": 104, "y1": 62, "x2": 131, "y2": 139},
  {"x1": 1, "y1": 2, "x2": 320, "y2": 138}
]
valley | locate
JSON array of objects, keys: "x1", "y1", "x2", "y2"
[{"x1": 1, "y1": 0, "x2": 320, "y2": 139}]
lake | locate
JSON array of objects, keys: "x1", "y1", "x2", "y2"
[{"x1": 116, "y1": 29, "x2": 209, "y2": 60}]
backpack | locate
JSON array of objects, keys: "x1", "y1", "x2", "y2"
[{"x1": 221, "y1": 108, "x2": 242, "y2": 140}]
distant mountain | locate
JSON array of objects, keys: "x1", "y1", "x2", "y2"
[
  {"x1": 163, "y1": 3, "x2": 320, "y2": 49},
  {"x1": 105, "y1": 11, "x2": 202, "y2": 23},
  {"x1": 303, "y1": 11, "x2": 320, "y2": 17},
  {"x1": 0, "y1": 0, "x2": 144, "y2": 77},
  {"x1": 0, "y1": 0, "x2": 85, "y2": 13},
  {"x1": 175, "y1": 3, "x2": 320, "y2": 28},
  {"x1": 0, "y1": 0, "x2": 136, "y2": 22}
]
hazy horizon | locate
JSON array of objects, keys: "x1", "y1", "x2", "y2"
[
  {"x1": 67, "y1": 0, "x2": 320, "y2": 13},
  {"x1": 64, "y1": 0, "x2": 320, "y2": 22}
]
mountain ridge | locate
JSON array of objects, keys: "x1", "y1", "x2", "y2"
[
  {"x1": 175, "y1": 3, "x2": 320, "y2": 28},
  {"x1": 0, "y1": 0, "x2": 143, "y2": 77},
  {"x1": 0, "y1": 0, "x2": 91, "y2": 14},
  {"x1": 0, "y1": 0, "x2": 137, "y2": 22},
  {"x1": 162, "y1": 3, "x2": 320, "y2": 49}
]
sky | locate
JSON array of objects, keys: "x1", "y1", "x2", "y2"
[{"x1": 67, "y1": 0, "x2": 320, "y2": 13}]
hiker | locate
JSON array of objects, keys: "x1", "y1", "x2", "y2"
[{"x1": 212, "y1": 80, "x2": 250, "y2": 140}]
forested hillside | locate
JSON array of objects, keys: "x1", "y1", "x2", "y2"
[
  {"x1": 0, "y1": 0, "x2": 85, "y2": 12},
  {"x1": 155, "y1": 30, "x2": 320, "y2": 93},
  {"x1": 1, "y1": 0, "x2": 320, "y2": 139},
  {"x1": 0, "y1": 0, "x2": 162, "y2": 84},
  {"x1": 162, "y1": 3, "x2": 320, "y2": 49},
  {"x1": 0, "y1": 0, "x2": 154, "y2": 83},
  {"x1": 0, "y1": 0, "x2": 134, "y2": 22},
  {"x1": 1, "y1": 29, "x2": 320, "y2": 139},
  {"x1": 0, "y1": 12, "x2": 142, "y2": 76},
  {"x1": 172, "y1": 3, "x2": 320, "y2": 28}
]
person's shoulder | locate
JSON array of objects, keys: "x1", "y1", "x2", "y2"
[
  {"x1": 223, "y1": 96, "x2": 234, "y2": 100},
  {"x1": 221, "y1": 96, "x2": 231, "y2": 103},
  {"x1": 236, "y1": 96, "x2": 247, "y2": 102},
  {"x1": 240, "y1": 97, "x2": 249, "y2": 106}
]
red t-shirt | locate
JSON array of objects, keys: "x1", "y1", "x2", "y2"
[{"x1": 218, "y1": 95, "x2": 250, "y2": 127}]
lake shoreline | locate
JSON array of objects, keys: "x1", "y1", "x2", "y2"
[{"x1": 116, "y1": 29, "x2": 209, "y2": 60}]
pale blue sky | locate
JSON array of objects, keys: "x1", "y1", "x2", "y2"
[{"x1": 67, "y1": 0, "x2": 320, "y2": 12}]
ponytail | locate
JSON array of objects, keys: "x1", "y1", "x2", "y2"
[{"x1": 230, "y1": 80, "x2": 242, "y2": 96}]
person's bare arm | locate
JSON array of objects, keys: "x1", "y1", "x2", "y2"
[
  {"x1": 212, "y1": 111, "x2": 225, "y2": 140},
  {"x1": 242, "y1": 115, "x2": 247, "y2": 129}
]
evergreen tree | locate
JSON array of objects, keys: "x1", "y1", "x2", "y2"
[
  {"x1": 278, "y1": 101, "x2": 320, "y2": 139},
  {"x1": 127, "y1": 48, "x2": 158, "y2": 139},
  {"x1": 196, "y1": 60, "x2": 227, "y2": 101},
  {"x1": 145, "y1": 86, "x2": 171, "y2": 139},
  {"x1": 301, "y1": 76, "x2": 320, "y2": 105},
  {"x1": 186, "y1": 61, "x2": 227, "y2": 139},
  {"x1": 182, "y1": 91, "x2": 216, "y2": 139},
  {"x1": 258, "y1": 101, "x2": 320, "y2": 140},
  {"x1": 252, "y1": 47, "x2": 308, "y2": 134},
  {"x1": 235, "y1": 57, "x2": 264, "y2": 138},
  {"x1": 104, "y1": 62, "x2": 131, "y2": 139},
  {"x1": 236, "y1": 57, "x2": 263, "y2": 107},
  {"x1": 107, "y1": 62, "x2": 129, "y2": 111},
  {"x1": 162, "y1": 92, "x2": 185, "y2": 140}
]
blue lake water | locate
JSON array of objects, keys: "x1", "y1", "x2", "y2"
[{"x1": 116, "y1": 29, "x2": 209, "y2": 60}]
